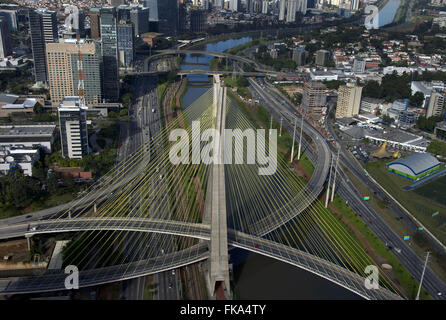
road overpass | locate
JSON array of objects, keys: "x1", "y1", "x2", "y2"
[{"x1": 0, "y1": 224, "x2": 401, "y2": 300}]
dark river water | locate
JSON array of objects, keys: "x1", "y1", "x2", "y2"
[{"x1": 179, "y1": 36, "x2": 361, "y2": 299}]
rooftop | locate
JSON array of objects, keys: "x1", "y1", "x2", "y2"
[{"x1": 387, "y1": 153, "x2": 440, "y2": 175}]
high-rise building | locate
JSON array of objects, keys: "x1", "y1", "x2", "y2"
[
  {"x1": 110, "y1": 0, "x2": 125, "y2": 6},
  {"x1": 262, "y1": 0, "x2": 269, "y2": 14},
  {"x1": 297, "y1": 0, "x2": 307, "y2": 14},
  {"x1": 46, "y1": 41, "x2": 102, "y2": 107},
  {"x1": 292, "y1": 48, "x2": 307, "y2": 66},
  {"x1": 117, "y1": 22, "x2": 134, "y2": 67},
  {"x1": 144, "y1": 0, "x2": 159, "y2": 20},
  {"x1": 0, "y1": 17, "x2": 11, "y2": 58},
  {"x1": 335, "y1": 83, "x2": 362, "y2": 118},
  {"x1": 213, "y1": 0, "x2": 225, "y2": 9},
  {"x1": 316, "y1": 49, "x2": 330, "y2": 66},
  {"x1": 302, "y1": 81, "x2": 327, "y2": 115},
  {"x1": 28, "y1": 9, "x2": 58, "y2": 83},
  {"x1": 351, "y1": 0, "x2": 360, "y2": 11},
  {"x1": 89, "y1": 8, "x2": 101, "y2": 40},
  {"x1": 427, "y1": 92, "x2": 444, "y2": 118},
  {"x1": 230, "y1": 0, "x2": 241, "y2": 11},
  {"x1": 190, "y1": 9, "x2": 206, "y2": 33},
  {"x1": 0, "y1": 8, "x2": 18, "y2": 31},
  {"x1": 58, "y1": 96, "x2": 89, "y2": 159},
  {"x1": 100, "y1": 7, "x2": 120, "y2": 102},
  {"x1": 279, "y1": 0, "x2": 286, "y2": 20},
  {"x1": 286, "y1": 0, "x2": 297, "y2": 22},
  {"x1": 130, "y1": 6, "x2": 150, "y2": 36},
  {"x1": 157, "y1": 0, "x2": 179, "y2": 35}
]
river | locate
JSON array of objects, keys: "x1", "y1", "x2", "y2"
[{"x1": 177, "y1": 36, "x2": 361, "y2": 299}]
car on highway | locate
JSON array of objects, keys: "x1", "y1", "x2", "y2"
[
  {"x1": 30, "y1": 226, "x2": 37, "y2": 231},
  {"x1": 26, "y1": 215, "x2": 32, "y2": 218},
  {"x1": 172, "y1": 270, "x2": 175, "y2": 275}
]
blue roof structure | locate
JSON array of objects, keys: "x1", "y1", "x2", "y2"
[{"x1": 387, "y1": 153, "x2": 440, "y2": 176}]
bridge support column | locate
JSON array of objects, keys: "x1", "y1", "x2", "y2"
[
  {"x1": 205, "y1": 75, "x2": 231, "y2": 300},
  {"x1": 25, "y1": 234, "x2": 32, "y2": 252}
]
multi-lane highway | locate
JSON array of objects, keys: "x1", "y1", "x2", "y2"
[{"x1": 249, "y1": 76, "x2": 446, "y2": 299}]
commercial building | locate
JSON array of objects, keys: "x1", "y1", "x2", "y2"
[
  {"x1": 302, "y1": 81, "x2": 327, "y2": 116},
  {"x1": 426, "y1": 92, "x2": 444, "y2": 118},
  {"x1": 156, "y1": 0, "x2": 179, "y2": 34},
  {"x1": 100, "y1": 7, "x2": 120, "y2": 102},
  {"x1": 360, "y1": 97, "x2": 385, "y2": 114},
  {"x1": 0, "y1": 17, "x2": 11, "y2": 59},
  {"x1": 28, "y1": 9, "x2": 58, "y2": 83},
  {"x1": 190, "y1": 9, "x2": 207, "y2": 33},
  {"x1": 0, "y1": 146, "x2": 40, "y2": 176},
  {"x1": 335, "y1": 83, "x2": 362, "y2": 118},
  {"x1": 0, "y1": 7, "x2": 18, "y2": 31},
  {"x1": 89, "y1": 8, "x2": 101, "y2": 40},
  {"x1": 46, "y1": 40, "x2": 102, "y2": 107},
  {"x1": 0, "y1": 123, "x2": 56, "y2": 153},
  {"x1": 58, "y1": 97, "x2": 89, "y2": 159},
  {"x1": 117, "y1": 22, "x2": 134, "y2": 68},
  {"x1": 386, "y1": 153, "x2": 440, "y2": 181},
  {"x1": 116, "y1": 5, "x2": 149, "y2": 36}
]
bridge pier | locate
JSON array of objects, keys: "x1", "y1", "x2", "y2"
[
  {"x1": 204, "y1": 75, "x2": 231, "y2": 300},
  {"x1": 25, "y1": 234, "x2": 32, "y2": 252}
]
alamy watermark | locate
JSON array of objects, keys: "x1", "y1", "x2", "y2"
[
  {"x1": 64, "y1": 265, "x2": 79, "y2": 290},
  {"x1": 364, "y1": 5, "x2": 380, "y2": 30},
  {"x1": 169, "y1": 121, "x2": 278, "y2": 176},
  {"x1": 364, "y1": 265, "x2": 379, "y2": 290}
]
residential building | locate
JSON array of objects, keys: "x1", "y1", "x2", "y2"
[
  {"x1": 28, "y1": 9, "x2": 58, "y2": 83},
  {"x1": 335, "y1": 83, "x2": 362, "y2": 118},
  {"x1": 315, "y1": 49, "x2": 330, "y2": 66},
  {"x1": 262, "y1": 0, "x2": 269, "y2": 14},
  {"x1": 286, "y1": 0, "x2": 297, "y2": 22},
  {"x1": 352, "y1": 59, "x2": 365, "y2": 73},
  {"x1": 46, "y1": 41, "x2": 102, "y2": 107},
  {"x1": 302, "y1": 81, "x2": 327, "y2": 116},
  {"x1": 292, "y1": 48, "x2": 307, "y2": 66},
  {"x1": 58, "y1": 97, "x2": 89, "y2": 159},
  {"x1": 426, "y1": 92, "x2": 444, "y2": 118},
  {"x1": 230, "y1": 0, "x2": 241, "y2": 12},
  {"x1": 279, "y1": 0, "x2": 286, "y2": 20}
]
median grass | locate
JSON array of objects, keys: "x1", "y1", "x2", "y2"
[
  {"x1": 366, "y1": 160, "x2": 446, "y2": 246},
  {"x1": 332, "y1": 194, "x2": 431, "y2": 299}
]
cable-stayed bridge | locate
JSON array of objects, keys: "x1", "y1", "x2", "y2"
[{"x1": 0, "y1": 76, "x2": 403, "y2": 300}]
